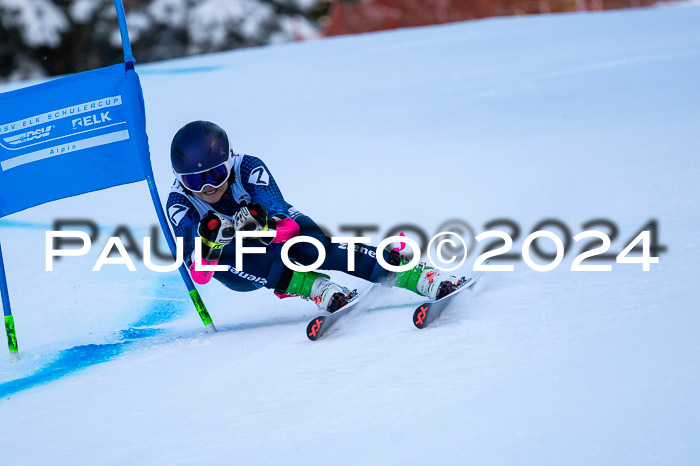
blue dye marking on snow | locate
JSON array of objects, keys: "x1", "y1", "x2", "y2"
[
  {"x1": 0, "y1": 342, "x2": 129, "y2": 399},
  {"x1": 0, "y1": 219, "x2": 55, "y2": 230},
  {"x1": 0, "y1": 327, "x2": 165, "y2": 399},
  {"x1": 0, "y1": 219, "x2": 152, "y2": 237},
  {"x1": 138, "y1": 66, "x2": 221, "y2": 75},
  {"x1": 131, "y1": 297, "x2": 184, "y2": 327},
  {"x1": 0, "y1": 282, "x2": 188, "y2": 400},
  {"x1": 0, "y1": 221, "x2": 189, "y2": 400},
  {"x1": 118, "y1": 327, "x2": 163, "y2": 340}
]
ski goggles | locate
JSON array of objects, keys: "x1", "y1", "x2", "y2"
[{"x1": 176, "y1": 159, "x2": 233, "y2": 193}]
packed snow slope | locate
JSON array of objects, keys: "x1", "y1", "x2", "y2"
[{"x1": 1, "y1": 4, "x2": 699, "y2": 465}]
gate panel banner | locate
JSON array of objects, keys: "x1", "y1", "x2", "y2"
[{"x1": 0, "y1": 64, "x2": 149, "y2": 218}]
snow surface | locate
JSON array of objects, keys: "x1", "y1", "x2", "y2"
[{"x1": 1, "y1": 5, "x2": 699, "y2": 465}]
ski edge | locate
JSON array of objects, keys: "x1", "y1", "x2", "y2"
[
  {"x1": 412, "y1": 269, "x2": 485, "y2": 329},
  {"x1": 305, "y1": 284, "x2": 376, "y2": 341}
]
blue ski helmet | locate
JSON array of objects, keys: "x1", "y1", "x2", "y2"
[{"x1": 170, "y1": 120, "x2": 230, "y2": 175}]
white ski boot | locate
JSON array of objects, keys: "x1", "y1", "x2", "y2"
[
  {"x1": 283, "y1": 270, "x2": 353, "y2": 313},
  {"x1": 394, "y1": 261, "x2": 461, "y2": 300}
]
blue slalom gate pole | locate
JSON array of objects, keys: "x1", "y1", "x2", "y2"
[
  {"x1": 114, "y1": 0, "x2": 134, "y2": 65},
  {"x1": 146, "y1": 177, "x2": 216, "y2": 332},
  {"x1": 0, "y1": 242, "x2": 19, "y2": 361},
  {"x1": 113, "y1": 0, "x2": 215, "y2": 332}
]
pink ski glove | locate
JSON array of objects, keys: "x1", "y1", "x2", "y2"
[
  {"x1": 189, "y1": 258, "x2": 219, "y2": 285},
  {"x1": 272, "y1": 216, "x2": 300, "y2": 243}
]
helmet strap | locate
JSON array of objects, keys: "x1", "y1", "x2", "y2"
[{"x1": 179, "y1": 182, "x2": 193, "y2": 196}]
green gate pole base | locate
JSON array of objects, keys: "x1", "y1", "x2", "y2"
[
  {"x1": 189, "y1": 290, "x2": 217, "y2": 333},
  {"x1": 5, "y1": 315, "x2": 19, "y2": 361}
]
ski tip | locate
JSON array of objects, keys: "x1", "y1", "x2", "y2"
[
  {"x1": 413, "y1": 304, "x2": 430, "y2": 329},
  {"x1": 306, "y1": 316, "x2": 326, "y2": 341}
]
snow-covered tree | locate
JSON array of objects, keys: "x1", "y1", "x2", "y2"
[{"x1": 0, "y1": 0, "x2": 321, "y2": 81}]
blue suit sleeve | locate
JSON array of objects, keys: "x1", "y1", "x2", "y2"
[
  {"x1": 166, "y1": 191, "x2": 201, "y2": 263},
  {"x1": 239, "y1": 155, "x2": 293, "y2": 217}
]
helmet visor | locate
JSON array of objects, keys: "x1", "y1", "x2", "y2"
[{"x1": 178, "y1": 162, "x2": 230, "y2": 193}]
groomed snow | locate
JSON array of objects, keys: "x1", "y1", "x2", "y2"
[{"x1": 1, "y1": 4, "x2": 699, "y2": 465}]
